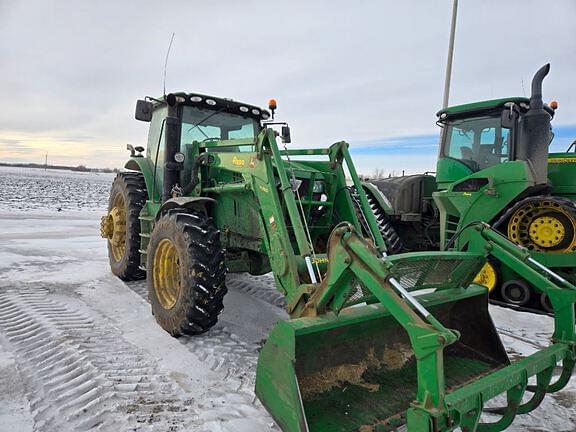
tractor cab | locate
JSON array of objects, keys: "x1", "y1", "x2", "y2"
[
  {"x1": 436, "y1": 96, "x2": 556, "y2": 189},
  {"x1": 137, "y1": 92, "x2": 271, "y2": 153}
]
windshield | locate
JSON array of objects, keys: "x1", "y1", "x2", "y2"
[
  {"x1": 442, "y1": 115, "x2": 511, "y2": 172},
  {"x1": 181, "y1": 106, "x2": 259, "y2": 144}
]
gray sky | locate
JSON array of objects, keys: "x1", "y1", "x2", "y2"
[{"x1": 1, "y1": 0, "x2": 575, "y2": 173}]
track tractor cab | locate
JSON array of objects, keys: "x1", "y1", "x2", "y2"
[
  {"x1": 435, "y1": 96, "x2": 555, "y2": 189},
  {"x1": 365, "y1": 64, "x2": 576, "y2": 312},
  {"x1": 432, "y1": 64, "x2": 576, "y2": 309}
]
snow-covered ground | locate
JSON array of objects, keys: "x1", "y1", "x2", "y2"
[{"x1": 0, "y1": 167, "x2": 574, "y2": 431}]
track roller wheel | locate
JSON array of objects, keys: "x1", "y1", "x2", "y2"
[
  {"x1": 473, "y1": 260, "x2": 500, "y2": 293},
  {"x1": 540, "y1": 293, "x2": 554, "y2": 313},
  {"x1": 147, "y1": 209, "x2": 227, "y2": 336},
  {"x1": 101, "y1": 172, "x2": 147, "y2": 280},
  {"x1": 500, "y1": 279, "x2": 532, "y2": 306}
]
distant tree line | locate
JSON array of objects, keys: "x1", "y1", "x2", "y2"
[{"x1": 0, "y1": 162, "x2": 119, "y2": 173}]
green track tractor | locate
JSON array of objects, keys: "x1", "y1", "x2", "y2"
[
  {"x1": 366, "y1": 64, "x2": 576, "y2": 313},
  {"x1": 101, "y1": 90, "x2": 576, "y2": 431}
]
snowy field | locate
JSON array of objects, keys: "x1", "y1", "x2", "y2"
[{"x1": 0, "y1": 167, "x2": 574, "y2": 431}]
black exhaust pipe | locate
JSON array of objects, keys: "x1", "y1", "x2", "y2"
[
  {"x1": 516, "y1": 64, "x2": 552, "y2": 185},
  {"x1": 529, "y1": 63, "x2": 550, "y2": 111},
  {"x1": 162, "y1": 93, "x2": 182, "y2": 203}
]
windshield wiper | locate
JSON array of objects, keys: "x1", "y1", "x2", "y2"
[{"x1": 187, "y1": 108, "x2": 226, "y2": 139}]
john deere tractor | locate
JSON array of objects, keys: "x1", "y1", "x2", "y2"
[
  {"x1": 101, "y1": 90, "x2": 576, "y2": 431},
  {"x1": 365, "y1": 64, "x2": 576, "y2": 313}
]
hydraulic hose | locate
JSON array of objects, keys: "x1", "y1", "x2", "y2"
[{"x1": 181, "y1": 153, "x2": 211, "y2": 196}]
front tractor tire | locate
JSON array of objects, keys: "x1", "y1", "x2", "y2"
[
  {"x1": 147, "y1": 209, "x2": 227, "y2": 336},
  {"x1": 102, "y1": 172, "x2": 146, "y2": 281}
]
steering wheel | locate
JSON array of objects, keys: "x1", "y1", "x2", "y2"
[{"x1": 201, "y1": 137, "x2": 220, "y2": 143}]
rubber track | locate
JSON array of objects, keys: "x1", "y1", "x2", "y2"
[
  {"x1": 0, "y1": 287, "x2": 192, "y2": 431},
  {"x1": 491, "y1": 195, "x2": 576, "y2": 313},
  {"x1": 364, "y1": 188, "x2": 404, "y2": 254},
  {"x1": 350, "y1": 187, "x2": 404, "y2": 254}
]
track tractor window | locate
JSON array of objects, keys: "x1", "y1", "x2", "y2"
[
  {"x1": 181, "y1": 106, "x2": 259, "y2": 152},
  {"x1": 443, "y1": 115, "x2": 511, "y2": 172}
]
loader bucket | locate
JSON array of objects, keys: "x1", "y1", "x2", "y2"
[{"x1": 255, "y1": 285, "x2": 509, "y2": 432}]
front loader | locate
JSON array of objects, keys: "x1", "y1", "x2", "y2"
[{"x1": 101, "y1": 91, "x2": 576, "y2": 431}]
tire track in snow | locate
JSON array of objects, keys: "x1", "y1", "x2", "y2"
[
  {"x1": 0, "y1": 287, "x2": 194, "y2": 432},
  {"x1": 226, "y1": 273, "x2": 286, "y2": 309},
  {"x1": 124, "y1": 277, "x2": 274, "y2": 380},
  {"x1": 123, "y1": 277, "x2": 278, "y2": 430}
]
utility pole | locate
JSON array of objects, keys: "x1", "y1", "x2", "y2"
[
  {"x1": 45, "y1": 152, "x2": 48, "y2": 170},
  {"x1": 442, "y1": 0, "x2": 458, "y2": 109}
]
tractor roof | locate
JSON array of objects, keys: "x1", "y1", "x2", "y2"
[
  {"x1": 152, "y1": 92, "x2": 271, "y2": 121},
  {"x1": 436, "y1": 97, "x2": 530, "y2": 118},
  {"x1": 437, "y1": 96, "x2": 555, "y2": 119}
]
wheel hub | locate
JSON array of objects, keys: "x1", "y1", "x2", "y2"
[
  {"x1": 101, "y1": 207, "x2": 127, "y2": 245},
  {"x1": 528, "y1": 215, "x2": 565, "y2": 248},
  {"x1": 152, "y1": 238, "x2": 182, "y2": 310},
  {"x1": 102, "y1": 193, "x2": 127, "y2": 262},
  {"x1": 100, "y1": 214, "x2": 114, "y2": 239},
  {"x1": 507, "y1": 199, "x2": 576, "y2": 252}
]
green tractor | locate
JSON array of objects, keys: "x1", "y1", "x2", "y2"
[
  {"x1": 101, "y1": 90, "x2": 576, "y2": 431},
  {"x1": 365, "y1": 64, "x2": 576, "y2": 313}
]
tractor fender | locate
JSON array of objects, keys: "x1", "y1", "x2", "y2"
[
  {"x1": 157, "y1": 197, "x2": 216, "y2": 219},
  {"x1": 124, "y1": 158, "x2": 158, "y2": 201}
]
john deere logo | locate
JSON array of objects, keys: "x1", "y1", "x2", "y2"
[
  {"x1": 549, "y1": 157, "x2": 576, "y2": 164},
  {"x1": 312, "y1": 257, "x2": 329, "y2": 264},
  {"x1": 232, "y1": 156, "x2": 245, "y2": 167},
  {"x1": 249, "y1": 157, "x2": 257, "y2": 168}
]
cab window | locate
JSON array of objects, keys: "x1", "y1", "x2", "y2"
[
  {"x1": 181, "y1": 106, "x2": 259, "y2": 152},
  {"x1": 443, "y1": 115, "x2": 511, "y2": 171}
]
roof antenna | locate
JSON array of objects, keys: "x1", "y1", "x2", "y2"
[{"x1": 163, "y1": 32, "x2": 176, "y2": 97}]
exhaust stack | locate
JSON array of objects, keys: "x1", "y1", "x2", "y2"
[
  {"x1": 162, "y1": 93, "x2": 182, "y2": 202},
  {"x1": 516, "y1": 64, "x2": 552, "y2": 185}
]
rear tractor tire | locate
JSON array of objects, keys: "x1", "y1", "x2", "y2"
[
  {"x1": 147, "y1": 209, "x2": 227, "y2": 336},
  {"x1": 101, "y1": 172, "x2": 147, "y2": 281}
]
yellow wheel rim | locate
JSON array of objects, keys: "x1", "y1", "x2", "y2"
[
  {"x1": 102, "y1": 193, "x2": 127, "y2": 262},
  {"x1": 152, "y1": 238, "x2": 181, "y2": 310},
  {"x1": 507, "y1": 200, "x2": 576, "y2": 252},
  {"x1": 473, "y1": 262, "x2": 498, "y2": 292},
  {"x1": 528, "y1": 215, "x2": 565, "y2": 248}
]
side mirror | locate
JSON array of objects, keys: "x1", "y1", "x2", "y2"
[
  {"x1": 281, "y1": 125, "x2": 291, "y2": 144},
  {"x1": 501, "y1": 104, "x2": 519, "y2": 129},
  {"x1": 135, "y1": 99, "x2": 153, "y2": 122}
]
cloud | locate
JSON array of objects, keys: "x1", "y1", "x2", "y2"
[{"x1": 0, "y1": 0, "x2": 574, "y2": 170}]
